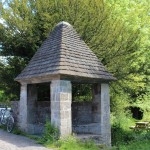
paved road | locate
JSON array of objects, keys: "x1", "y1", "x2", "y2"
[{"x1": 0, "y1": 129, "x2": 52, "y2": 150}]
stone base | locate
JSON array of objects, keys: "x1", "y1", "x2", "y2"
[
  {"x1": 27, "y1": 124, "x2": 45, "y2": 135},
  {"x1": 73, "y1": 123, "x2": 100, "y2": 134},
  {"x1": 17, "y1": 123, "x2": 44, "y2": 135}
]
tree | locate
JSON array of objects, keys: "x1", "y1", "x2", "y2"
[
  {"x1": 107, "y1": 0, "x2": 150, "y2": 100},
  {"x1": 0, "y1": 0, "x2": 149, "y2": 105}
]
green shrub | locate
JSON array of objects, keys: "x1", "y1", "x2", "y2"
[
  {"x1": 118, "y1": 140, "x2": 150, "y2": 150},
  {"x1": 112, "y1": 120, "x2": 150, "y2": 149},
  {"x1": 56, "y1": 136, "x2": 100, "y2": 150},
  {"x1": 0, "y1": 91, "x2": 8, "y2": 103},
  {"x1": 111, "y1": 123, "x2": 134, "y2": 145},
  {"x1": 37, "y1": 120, "x2": 101, "y2": 150},
  {"x1": 38, "y1": 119, "x2": 59, "y2": 145},
  {"x1": 0, "y1": 90, "x2": 18, "y2": 103}
]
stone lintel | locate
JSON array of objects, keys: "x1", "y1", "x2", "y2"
[
  {"x1": 16, "y1": 74, "x2": 112, "y2": 84},
  {"x1": 60, "y1": 75, "x2": 112, "y2": 84},
  {"x1": 16, "y1": 74, "x2": 60, "y2": 84}
]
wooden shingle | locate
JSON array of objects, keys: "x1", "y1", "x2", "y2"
[{"x1": 15, "y1": 21, "x2": 116, "y2": 82}]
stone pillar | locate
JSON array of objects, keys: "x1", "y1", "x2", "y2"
[
  {"x1": 92, "y1": 84, "x2": 101, "y2": 124},
  {"x1": 27, "y1": 84, "x2": 37, "y2": 124},
  {"x1": 27, "y1": 84, "x2": 38, "y2": 134},
  {"x1": 100, "y1": 83, "x2": 111, "y2": 146},
  {"x1": 18, "y1": 83, "x2": 28, "y2": 132},
  {"x1": 92, "y1": 84, "x2": 101, "y2": 134},
  {"x1": 51, "y1": 80, "x2": 72, "y2": 136},
  {"x1": 92, "y1": 83, "x2": 111, "y2": 146}
]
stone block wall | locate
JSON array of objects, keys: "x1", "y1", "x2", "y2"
[
  {"x1": 11, "y1": 100, "x2": 50, "y2": 134},
  {"x1": 27, "y1": 101, "x2": 51, "y2": 134},
  {"x1": 72, "y1": 102, "x2": 92, "y2": 125},
  {"x1": 72, "y1": 102, "x2": 101, "y2": 134},
  {"x1": 27, "y1": 101, "x2": 50, "y2": 135},
  {"x1": 36, "y1": 101, "x2": 51, "y2": 124}
]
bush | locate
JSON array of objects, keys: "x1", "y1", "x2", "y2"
[
  {"x1": 37, "y1": 120, "x2": 101, "y2": 150},
  {"x1": 112, "y1": 121, "x2": 150, "y2": 149},
  {"x1": 118, "y1": 140, "x2": 150, "y2": 150},
  {"x1": 56, "y1": 136, "x2": 100, "y2": 150},
  {"x1": 111, "y1": 123, "x2": 134, "y2": 145},
  {"x1": 38, "y1": 119, "x2": 59, "y2": 145}
]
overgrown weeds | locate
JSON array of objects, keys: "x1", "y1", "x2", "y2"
[
  {"x1": 38, "y1": 119, "x2": 59, "y2": 145},
  {"x1": 1, "y1": 117, "x2": 150, "y2": 150},
  {"x1": 111, "y1": 117, "x2": 150, "y2": 150},
  {"x1": 37, "y1": 120, "x2": 103, "y2": 150},
  {"x1": 54, "y1": 136, "x2": 100, "y2": 150}
]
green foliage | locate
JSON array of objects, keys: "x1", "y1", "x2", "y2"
[
  {"x1": 0, "y1": 57, "x2": 26, "y2": 100},
  {"x1": 111, "y1": 124, "x2": 134, "y2": 145},
  {"x1": 0, "y1": 3, "x2": 149, "y2": 147},
  {"x1": 37, "y1": 120, "x2": 101, "y2": 150},
  {"x1": 0, "y1": 90, "x2": 6, "y2": 102},
  {"x1": 12, "y1": 128, "x2": 27, "y2": 136},
  {"x1": 112, "y1": 121, "x2": 150, "y2": 147},
  {"x1": 38, "y1": 119, "x2": 59, "y2": 145},
  {"x1": 133, "y1": 91, "x2": 150, "y2": 120},
  {"x1": 0, "y1": 0, "x2": 149, "y2": 103},
  {"x1": 117, "y1": 140, "x2": 150, "y2": 150},
  {"x1": 72, "y1": 84, "x2": 92, "y2": 102},
  {"x1": 0, "y1": 90, "x2": 12, "y2": 104},
  {"x1": 56, "y1": 136, "x2": 99, "y2": 150},
  {"x1": 110, "y1": 88, "x2": 150, "y2": 147}
]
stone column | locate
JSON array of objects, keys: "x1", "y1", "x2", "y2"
[
  {"x1": 92, "y1": 83, "x2": 111, "y2": 146},
  {"x1": 18, "y1": 83, "x2": 28, "y2": 132},
  {"x1": 92, "y1": 84, "x2": 101, "y2": 123},
  {"x1": 27, "y1": 84, "x2": 37, "y2": 134},
  {"x1": 51, "y1": 80, "x2": 72, "y2": 136},
  {"x1": 100, "y1": 83, "x2": 111, "y2": 146},
  {"x1": 92, "y1": 84, "x2": 101, "y2": 134}
]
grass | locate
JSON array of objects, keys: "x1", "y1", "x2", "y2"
[
  {"x1": 1, "y1": 123, "x2": 101, "y2": 150},
  {"x1": 37, "y1": 120, "x2": 106, "y2": 150},
  {"x1": 46, "y1": 136, "x2": 101, "y2": 150},
  {"x1": 33, "y1": 121, "x2": 150, "y2": 150},
  {"x1": 1, "y1": 126, "x2": 150, "y2": 150},
  {"x1": 110, "y1": 109, "x2": 150, "y2": 149},
  {"x1": 111, "y1": 116, "x2": 150, "y2": 150},
  {"x1": 1, "y1": 118, "x2": 150, "y2": 150},
  {"x1": 39, "y1": 131, "x2": 150, "y2": 150},
  {"x1": 117, "y1": 140, "x2": 150, "y2": 150}
]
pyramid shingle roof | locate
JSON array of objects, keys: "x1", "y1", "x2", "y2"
[{"x1": 15, "y1": 21, "x2": 116, "y2": 82}]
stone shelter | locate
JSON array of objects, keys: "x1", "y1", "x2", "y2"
[{"x1": 15, "y1": 21, "x2": 115, "y2": 146}]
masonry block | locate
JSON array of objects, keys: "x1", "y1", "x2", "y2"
[
  {"x1": 18, "y1": 83, "x2": 28, "y2": 132},
  {"x1": 51, "y1": 80, "x2": 72, "y2": 136},
  {"x1": 100, "y1": 83, "x2": 111, "y2": 146}
]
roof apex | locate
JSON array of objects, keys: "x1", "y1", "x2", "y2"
[{"x1": 56, "y1": 21, "x2": 72, "y2": 27}]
